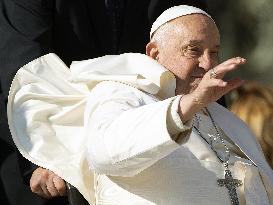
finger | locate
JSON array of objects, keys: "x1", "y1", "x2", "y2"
[
  {"x1": 211, "y1": 78, "x2": 244, "y2": 99},
  {"x1": 204, "y1": 78, "x2": 234, "y2": 94},
  {"x1": 211, "y1": 77, "x2": 244, "y2": 90},
  {"x1": 46, "y1": 175, "x2": 60, "y2": 197},
  {"x1": 205, "y1": 78, "x2": 228, "y2": 88},
  {"x1": 39, "y1": 190, "x2": 51, "y2": 199},
  {"x1": 213, "y1": 57, "x2": 246, "y2": 78},
  {"x1": 30, "y1": 168, "x2": 51, "y2": 198},
  {"x1": 40, "y1": 182, "x2": 52, "y2": 198},
  {"x1": 30, "y1": 181, "x2": 47, "y2": 198},
  {"x1": 53, "y1": 176, "x2": 67, "y2": 196},
  {"x1": 222, "y1": 57, "x2": 246, "y2": 66},
  {"x1": 224, "y1": 77, "x2": 244, "y2": 93},
  {"x1": 220, "y1": 59, "x2": 245, "y2": 73}
]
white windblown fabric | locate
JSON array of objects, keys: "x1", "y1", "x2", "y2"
[
  {"x1": 7, "y1": 53, "x2": 175, "y2": 204},
  {"x1": 7, "y1": 53, "x2": 273, "y2": 204}
]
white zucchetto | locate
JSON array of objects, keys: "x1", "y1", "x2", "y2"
[{"x1": 150, "y1": 5, "x2": 214, "y2": 38}]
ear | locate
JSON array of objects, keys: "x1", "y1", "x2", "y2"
[{"x1": 146, "y1": 42, "x2": 159, "y2": 61}]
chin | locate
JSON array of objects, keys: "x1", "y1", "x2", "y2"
[
  {"x1": 175, "y1": 87, "x2": 192, "y2": 95},
  {"x1": 176, "y1": 79, "x2": 199, "y2": 95}
]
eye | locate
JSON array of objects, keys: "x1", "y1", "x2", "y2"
[
  {"x1": 186, "y1": 46, "x2": 201, "y2": 56},
  {"x1": 209, "y1": 51, "x2": 219, "y2": 64},
  {"x1": 210, "y1": 51, "x2": 219, "y2": 59}
]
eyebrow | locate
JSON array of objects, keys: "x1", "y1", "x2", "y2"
[
  {"x1": 187, "y1": 40, "x2": 220, "y2": 49},
  {"x1": 188, "y1": 40, "x2": 203, "y2": 45}
]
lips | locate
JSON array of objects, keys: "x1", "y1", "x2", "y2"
[
  {"x1": 191, "y1": 75, "x2": 204, "y2": 78},
  {"x1": 191, "y1": 71, "x2": 205, "y2": 79}
]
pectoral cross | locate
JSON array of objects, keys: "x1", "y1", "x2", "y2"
[{"x1": 217, "y1": 168, "x2": 243, "y2": 205}]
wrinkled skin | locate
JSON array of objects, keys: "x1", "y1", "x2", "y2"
[
  {"x1": 30, "y1": 167, "x2": 66, "y2": 199},
  {"x1": 146, "y1": 14, "x2": 245, "y2": 122}
]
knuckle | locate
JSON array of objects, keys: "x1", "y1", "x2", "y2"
[
  {"x1": 55, "y1": 181, "x2": 66, "y2": 193},
  {"x1": 30, "y1": 182, "x2": 39, "y2": 192},
  {"x1": 57, "y1": 186, "x2": 66, "y2": 196},
  {"x1": 53, "y1": 177, "x2": 66, "y2": 195},
  {"x1": 30, "y1": 178, "x2": 40, "y2": 192},
  {"x1": 41, "y1": 169, "x2": 50, "y2": 180},
  {"x1": 48, "y1": 188, "x2": 58, "y2": 197},
  {"x1": 228, "y1": 64, "x2": 236, "y2": 69}
]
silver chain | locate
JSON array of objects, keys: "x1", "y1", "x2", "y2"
[
  {"x1": 193, "y1": 108, "x2": 242, "y2": 205},
  {"x1": 194, "y1": 107, "x2": 231, "y2": 168}
]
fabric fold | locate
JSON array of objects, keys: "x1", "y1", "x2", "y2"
[
  {"x1": 7, "y1": 53, "x2": 176, "y2": 204},
  {"x1": 7, "y1": 53, "x2": 273, "y2": 204}
]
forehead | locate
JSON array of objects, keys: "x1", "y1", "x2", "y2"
[{"x1": 169, "y1": 14, "x2": 220, "y2": 45}]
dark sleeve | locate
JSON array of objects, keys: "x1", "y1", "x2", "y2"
[
  {"x1": 0, "y1": 0, "x2": 54, "y2": 185},
  {"x1": 0, "y1": 0, "x2": 54, "y2": 98},
  {"x1": 16, "y1": 150, "x2": 38, "y2": 185}
]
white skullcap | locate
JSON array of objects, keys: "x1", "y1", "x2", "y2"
[{"x1": 150, "y1": 5, "x2": 214, "y2": 39}]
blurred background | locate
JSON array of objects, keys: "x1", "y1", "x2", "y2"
[
  {"x1": 0, "y1": 1, "x2": 272, "y2": 205},
  {"x1": 207, "y1": 0, "x2": 273, "y2": 88}
]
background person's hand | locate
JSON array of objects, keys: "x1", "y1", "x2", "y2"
[{"x1": 30, "y1": 167, "x2": 66, "y2": 198}]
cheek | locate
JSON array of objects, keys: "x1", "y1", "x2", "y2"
[
  {"x1": 175, "y1": 60, "x2": 197, "y2": 79},
  {"x1": 158, "y1": 52, "x2": 197, "y2": 79}
]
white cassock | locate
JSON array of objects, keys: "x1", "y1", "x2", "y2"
[{"x1": 7, "y1": 53, "x2": 273, "y2": 205}]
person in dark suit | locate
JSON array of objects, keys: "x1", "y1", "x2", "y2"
[{"x1": 0, "y1": 0, "x2": 208, "y2": 204}]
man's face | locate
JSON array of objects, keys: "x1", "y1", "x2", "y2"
[{"x1": 153, "y1": 14, "x2": 220, "y2": 95}]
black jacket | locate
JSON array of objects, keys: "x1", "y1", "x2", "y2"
[{"x1": 0, "y1": 0, "x2": 207, "y2": 186}]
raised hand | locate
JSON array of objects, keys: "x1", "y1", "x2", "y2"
[
  {"x1": 178, "y1": 57, "x2": 246, "y2": 122},
  {"x1": 193, "y1": 57, "x2": 246, "y2": 106}
]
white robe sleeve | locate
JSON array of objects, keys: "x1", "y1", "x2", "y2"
[{"x1": 85, "y1": 81, "x2": 191, "y2": 177}]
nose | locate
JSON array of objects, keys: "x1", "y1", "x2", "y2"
[{"x1": 198, "y1": 53, "x2": 214, "y2": 71}]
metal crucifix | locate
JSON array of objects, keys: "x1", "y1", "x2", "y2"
[{"x1": 217, "y1": 168, "x2": 243, "y2": 205}]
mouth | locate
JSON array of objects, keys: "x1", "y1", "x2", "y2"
[{"x1": 191, "y1": 75, "x2": 204, "y2": 79}]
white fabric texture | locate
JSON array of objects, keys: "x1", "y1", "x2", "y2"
[
  {"x1": 7, "y1": 53, "x2": 273, "y2": 204},
  {"x1": 150, "y1": 5, "x2": 214, "y2": 38},
  {"x1": 7, "y1": 53, "x2": 175, "y2": 204},
  {"x1": 167, "y1": 95, "x2": 193, "y2": 137},
  {"x1": 85, "y1": 81, "x2": 272, "y2": 205}
]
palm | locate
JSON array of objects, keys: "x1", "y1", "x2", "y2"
[{"x1": 193, "y1": 57, "x2": 246, "y2": 106}]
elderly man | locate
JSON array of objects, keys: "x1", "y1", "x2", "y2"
[{"x1": 8, "y1": 5, "x2": 273, "y2": 205}]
